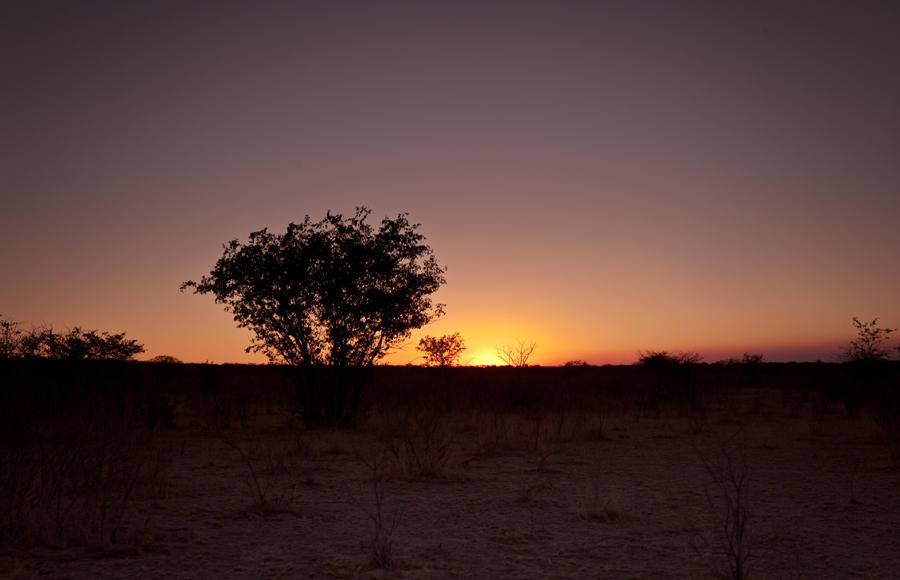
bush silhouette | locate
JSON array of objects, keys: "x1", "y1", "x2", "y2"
[
  {"x1": 635, "y1": 350, "x2": 703, "y2": 409},
  {"x1": 839, "y1": 318, "x2": 896, "y2": 363},
  {"x1": 182, "y1": 207, "x2": 446, "y2": 428},
  {"x1": 837, "y1": 318, "x2": 897, "y2": 417},
  {"x1": 148, "y1": 355, "x2": 182, "y2": 363}
]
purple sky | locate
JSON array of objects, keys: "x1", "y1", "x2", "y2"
[{"x1": 2, "y1": 1, "x2": 899, "y2": 364}]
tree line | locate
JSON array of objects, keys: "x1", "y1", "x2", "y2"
[{"x1": 0, "y1": 317, "x2": 145, "y2": 360}]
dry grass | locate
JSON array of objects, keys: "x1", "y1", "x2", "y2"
[
  {"x1": 580, "y1": 467, "x2": 626, "y2": 523},
  {"x1": 0, "y1": 383, "x2": 170, "y2": 548},
  {"x1": 217, "y1": 426, "x2": 311, "y2": 510},
  {"x1": 349, "y1": 445, "x2": 403, "y2": 570},
  {"x1": 385, "y1": 410, "x2": 454, "y2": 481}
]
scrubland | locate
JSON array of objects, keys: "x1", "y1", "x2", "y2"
[{"x1": 2, "y1": 360, "x2": 900, "y2": 579}]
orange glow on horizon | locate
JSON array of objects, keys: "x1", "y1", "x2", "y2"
[
  {"x1": 465, "y1": 348, "x2": 499, "y2": 366},
  {"x1": 144, "y1": 311, "x2": 859, "y2": 367}
]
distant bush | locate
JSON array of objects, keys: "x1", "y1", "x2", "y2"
[
  {"x1": 716, "y1": 353, "x2": 764, "y2": 366},
  {"x1": 148, "y1": 355, "x2": 183, "y2": 363},
  {"x1": 564, "y1": 359, "x2": 591, "y2": 367},
  {"x1": 635, "y1": 350, "x2": 703, "y2": 409},
  {"x1": 837, "y1": 318, "x2": 897, "y2": 417}
]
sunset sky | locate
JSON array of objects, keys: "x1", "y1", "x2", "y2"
[{"x1": 2, "y1": 1, "x2": 899, "y2": 365}]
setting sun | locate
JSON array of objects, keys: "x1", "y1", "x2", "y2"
[{"x1": 466, "y1": 348, "x2": 499, "y2": 367}]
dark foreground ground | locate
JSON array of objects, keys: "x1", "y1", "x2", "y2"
[{"x1": 2, "y1": 361, "x2": 900, "y2": 579}]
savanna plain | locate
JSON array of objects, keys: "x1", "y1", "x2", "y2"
[{"x1": 2, "y1": 360, "x2": 900, "y2": 579}]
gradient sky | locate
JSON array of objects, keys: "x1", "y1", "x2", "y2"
[{"x1": 2, "y1": 1, "x2": 900, "y2": 365}]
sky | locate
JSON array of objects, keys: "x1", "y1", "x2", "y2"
[{"x1": 2, "y1": 1, "x2": 900, "y2": 365}]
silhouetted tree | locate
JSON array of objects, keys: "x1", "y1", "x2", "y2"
[
  {"x1": 496, "y1": 339, "x2": 537, "y2": 368},
  {"x1": 417, "y1": 333, "x2": 466, "y2": 368},
  {"x1": 495, "y1": 339, "x2": 538, "y2": 406},
  {"x1": 838, "y1": 318, "x2": 896, "y2": 363},
  {"x1": 181, "y1": 207, "x2": 446, "y2": 428}
]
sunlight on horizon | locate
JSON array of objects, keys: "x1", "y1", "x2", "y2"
[{"x1": 466, "y1": 348, "x2": 499, "y2": 367}]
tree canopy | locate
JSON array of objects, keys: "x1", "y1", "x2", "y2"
[{"x1": 182, "y1": 207, "x2": 446, "y2": 427}]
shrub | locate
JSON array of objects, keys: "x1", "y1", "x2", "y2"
[
  {"x1": 839, "y1": 318, "x2": 896, "y2": 363},
  {"x1": 564, "y1": 359, "x2": 591, "y2": 367},
  {"x1": 635, "y1": 350, "x2": 703, "y2": 409},
  {"x1": 148, "y1": 355, "x2": 182, "y2": 363},
  {"x1": 837, "y1": 318, "x2": 897, "y2": 416}
]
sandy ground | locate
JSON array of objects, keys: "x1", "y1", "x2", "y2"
[{"x1": 3, "y1": 388, "x2": 900, "y2": 580}]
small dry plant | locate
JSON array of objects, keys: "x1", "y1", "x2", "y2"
[
  {"x1": 546, "y1": 408, "x2": 606, "y2": 443},
  {"x1": 515, "y1": 473, "x2": 551, "y2": 503},
  {"x1": 585, "y1": 409, "x2": 607, "y2": 441},
  {"x1": 386, "y1": 410, "x2": 453, "y2": 481},
  {"x1": 192, "y1": 384, "x2": 251, "y2": 433},
  {"x1": 534, "y1": 426, "x2": 561, "y2": 473},
  {"x1": 719, "y1": 388, "x2": 743, "y2": 424},
  {"x1": 690, "y1": 400, "x2": 712, "y2": 435},
  {"x1": 218, "y1": 424, "x2": 310, "y2": 510},
  {"x1": 470, "y1": 409, "x2": 513, "y2": 455},
  {"x1": 870, "y1": 392, "x2": 900, "y2": 468},
  {"x1": 352, "y1": 446, "x2": 404, "y2": 569},
  {"x1": 581, "y1": 467, "x2": 622, "y2": 522},
  {"x1": 748, "y1": 389, "x2": 765, "y2": 415},
  {"x1": 847, "y1": 455, "x2": 872, "y2": 505},
  {"x1": 781, "y1": 389, "x2": 802, "y2": 419},
  {"x1": 694, "y1": 430, "x2": 754, "y2": 580},
  {"x1": 807, "y1": 391, "x2": 829, "y2": 437}
]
